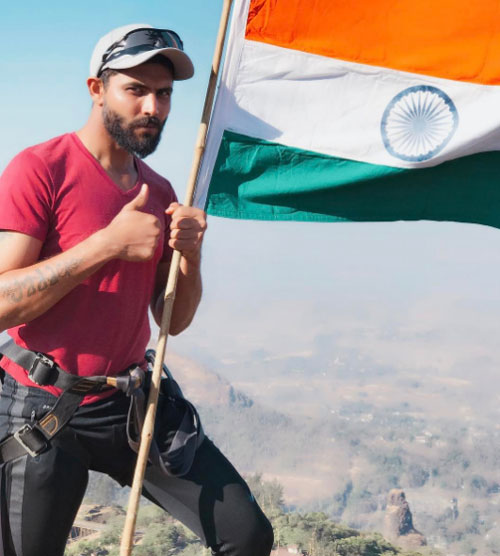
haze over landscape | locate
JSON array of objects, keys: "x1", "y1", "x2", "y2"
[
  {"x1": 3, "y1": 1, "x2": 500, "y2": 554},
  {"x1": 163, "y1": 217, "x2": 500, "y2": 555}
]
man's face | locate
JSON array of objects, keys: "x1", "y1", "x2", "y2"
[{"x1": 101, "y1": 62, "x2": 173, "y2": 158}]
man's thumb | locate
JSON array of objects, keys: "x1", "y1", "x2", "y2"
[{"x1": 125, "y1": 183, "x2": 149, "y2": 210}]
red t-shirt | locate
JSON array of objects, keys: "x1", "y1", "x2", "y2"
[{"x1": 0, "y1": 133, "x2": 176, "y2": 403}]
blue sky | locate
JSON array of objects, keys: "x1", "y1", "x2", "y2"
[
  {"x1": 0, "y1": 0, "x2": 222, "y2": 186},
  {"x1": 1, "y1": 0, "x2": 500, "y2": 378}
]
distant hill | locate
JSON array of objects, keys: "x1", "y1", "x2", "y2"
[
  {"x1": 70, "y1": 478, "x2": 440, "y2": 556},
  {"x1": 82, "y1": 345, "x2": 500, "y2": 555},
  {"x1": 164, "y1": 349, "x2": 500, "y2": 556},
  {"x1": 165, "y1": 351, "x2": 254, "y2": 408}
]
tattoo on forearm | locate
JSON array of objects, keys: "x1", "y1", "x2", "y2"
[
  {"x1": 34, "y1": 268, "x2": 49, "y2": 292},
  {"x1": 0, "y1": 257, "x2": 82, "y2": 304},
  {"x1": 0, "y1": 282, "x2": 22, "y2": 304},
  {"x1": 24, "y1": 275, "x2": 36, "y2": 297}
]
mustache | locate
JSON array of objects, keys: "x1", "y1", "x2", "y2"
[{"x1": 129, "y1": 116, "x2": 163, "y2": 130}]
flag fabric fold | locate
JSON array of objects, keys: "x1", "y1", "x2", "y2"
[{"x1": 196, "y1": 0, "x2": 500, "y2": 227}]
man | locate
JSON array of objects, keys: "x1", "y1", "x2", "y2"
[{"x1": 0, "y1": 24, "x2": 273, "y2": 556}]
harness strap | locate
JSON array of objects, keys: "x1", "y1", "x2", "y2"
[
  {"x1": 0, "y1": 341, "x2": 204, "y2": 477},
  {"x1": 0, "y1": 339, "x2": 138, "y2": 463},
  {"x1": 0, "y1": 339, "x2": 117, "y2": 390}
]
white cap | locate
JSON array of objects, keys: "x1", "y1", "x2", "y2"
[{"x1": 89, "y1": 23, "x2": 194, "y2": 80}]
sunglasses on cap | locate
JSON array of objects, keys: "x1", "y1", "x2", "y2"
[{"x1": 98, "y1": 27, "x2": 184, "y2": 76}]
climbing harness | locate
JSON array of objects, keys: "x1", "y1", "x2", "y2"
[{"x1": 0, "y1": 341, "x2": 203, "y2": 476}]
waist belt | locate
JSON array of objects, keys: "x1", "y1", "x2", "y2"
[
  {"x1": 0, "y1": 339, "x2": 141, "y2": 463},
  {"x1": 0, "y1": 341, "x2": 204, "y2": 477}
]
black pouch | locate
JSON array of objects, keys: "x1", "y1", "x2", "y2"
[
  {"x1": 0, "y1": 464, "x2": 5, "y2": 551},
  {"x1": 127, "y1": 349, "x2": 204, "y2": 477},
  {"x1": 0, "y1": 352, "x2": 5, "y2": 386}
]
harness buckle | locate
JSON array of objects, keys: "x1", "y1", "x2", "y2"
[
  {"x1": 13, "y1": 424, "x2": 48, "y2": 457},
  {"x1": 28, "y1": 353, "x2": 56, "y2": 386}
]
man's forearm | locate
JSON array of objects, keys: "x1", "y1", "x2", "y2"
[
  {"x1": 0, "y1": 232, "x2": 113, "y2": 331},
  {"x1": 153, "y1": 253, "x2": 202, "y2": 335},
  {"x1": 0, "y1": 184, "x2": 166, "y2": 332},
  {"x1": 152, "y1": 202, "x2": 206, "y2": 334}
]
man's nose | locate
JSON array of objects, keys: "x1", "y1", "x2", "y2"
[{"x1": 142, "y1": 93, "x2": 159, "y2": 116}]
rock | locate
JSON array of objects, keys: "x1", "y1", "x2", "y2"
[{"x1": 384, "y1": 489, "x2": 427, "y2": 550}]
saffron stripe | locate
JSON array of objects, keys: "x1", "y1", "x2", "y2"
[{"x1": 245, "y1": 0, "x2": 500, "y2": 85}]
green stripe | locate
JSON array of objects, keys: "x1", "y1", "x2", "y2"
[{"x1": 206, "y1": 131, "x2": 500, "y2": 228}]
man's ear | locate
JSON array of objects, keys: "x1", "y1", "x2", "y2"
[{"x1": 86, "y1": 77, "x2": 105, "y2": 106}]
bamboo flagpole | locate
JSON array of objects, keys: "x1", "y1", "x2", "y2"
[{"x1": 120, "y1": 1, "x2": 234, "y2": 553}]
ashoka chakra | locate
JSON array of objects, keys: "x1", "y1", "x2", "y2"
[{"x1": 381, "y1": 85, "x2": 458, "y2": 162}]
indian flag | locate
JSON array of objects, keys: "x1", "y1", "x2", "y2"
[{"x1": 195, "y1": 0, "x2": 500, "y2": 226}]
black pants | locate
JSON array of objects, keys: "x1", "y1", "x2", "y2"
[{"x1": 0, "y1": 374, "x2": 273, "y2": 556}]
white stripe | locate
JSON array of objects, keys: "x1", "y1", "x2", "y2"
[
  {"x1": 196, "y1": 0, "x2": 251, "y2": 208},
  {"x1": 196, "y1": 0, "x2": 500, "y2": 207}
]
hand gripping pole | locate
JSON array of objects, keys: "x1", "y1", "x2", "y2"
[{"x1": 119, "y1": 1, "x2": 234, "y2": 553}]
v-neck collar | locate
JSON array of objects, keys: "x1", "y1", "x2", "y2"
[{"x1": 70, "y1": 132, "x2": 143, "y2": 197}]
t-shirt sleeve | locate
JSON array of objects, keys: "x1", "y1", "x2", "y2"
[{"x1": 0, "y1": 149, "x2": 53, "y2": 241}]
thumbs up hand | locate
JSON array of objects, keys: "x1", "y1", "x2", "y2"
[
  {"x1": 123, "y1": 182, "x2": 149, "y2": 212},
  {"x1": 103, "y1": 184, "x2": 162, "y2": 261}
]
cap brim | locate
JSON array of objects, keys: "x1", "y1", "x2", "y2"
[{"x1": 103, "y1": 47, "x2": 194, "y2": 80}]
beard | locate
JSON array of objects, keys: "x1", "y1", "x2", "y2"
[{"x1": 102, "y1": 104, "x2": 166, "y2": 159}]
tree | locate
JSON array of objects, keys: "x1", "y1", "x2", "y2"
[{"x1": 245, "y1": 473, "x2": 284, "y2": 513}]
